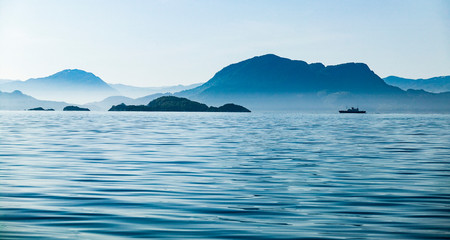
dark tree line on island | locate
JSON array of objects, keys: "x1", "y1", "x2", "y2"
[{"x1": 109, "y1": 96, "x2": 251, "y2": 112}]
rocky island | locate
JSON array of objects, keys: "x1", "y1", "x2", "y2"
[
  {"x1": 28, "y1": 107, "x2": 55, "y2": 111},
  {"x1": 63, "y1": 106, "x2": 90, "y2": 111},
  {"x1": 109, "y1": 96, "x2": 250, "y2": 112}
]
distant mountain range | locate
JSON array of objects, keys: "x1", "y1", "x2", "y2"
[
  {"x1": 177, "y1": 54, "x2": 450, "y2": 112},
  {"x1": 110, "y1": 83, "x2": 202, "y2": 98},
  {"x1": 82, "y1": 93, "x2": 170, "y2": 111},
  {"x1": 0, "y1": 90, "x2": 70, "y2": 110},
  {"x1": 0, "y1": 88, "x2": 171, "y2": 111},
  {"x1": 0, "y1": 79, "x2": 15, "y2": 84},
  {"x1": 384, "y1": 76, "x2": 450, "y2": 93},
  {"x1": 0, "y1": 69, "x2": 202, "y2": 103},
  {"x1": 181, "y1": 54, "x2": 401, "y2": 96},
  {"x1": 0, "y1": 69, "x2": 119, "y2": 103},
  {"x1": 1, "y1": 54, "x2": 449, "y2": 112}
]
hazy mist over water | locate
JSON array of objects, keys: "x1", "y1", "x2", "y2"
[{"x1": 1, "y1": 112, "x2": 449, "y2": 239}]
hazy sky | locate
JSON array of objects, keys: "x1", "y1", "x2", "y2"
[{"x1": 0, "y1": 0, "x2": 449, "y2": 87}]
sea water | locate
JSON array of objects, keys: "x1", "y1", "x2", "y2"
[{"x1": 1, "y1": 111, "x2": 449, "y2": 239}]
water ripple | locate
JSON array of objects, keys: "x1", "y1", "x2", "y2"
[{"x1": 1, "y1": 112, "x2": 449, "y2": 239}]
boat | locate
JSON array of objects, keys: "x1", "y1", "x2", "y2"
[{"x1": 339, "y1": 107, "x2": 366, "y2": 113}]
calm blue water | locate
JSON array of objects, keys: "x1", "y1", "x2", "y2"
[{"x1": 1, "y1": 111, "x2": 449, "y2": 239}]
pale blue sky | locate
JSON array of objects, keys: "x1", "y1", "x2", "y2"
[{"x1": 0, "y1": 0, "x2": 449, "y2": 86}]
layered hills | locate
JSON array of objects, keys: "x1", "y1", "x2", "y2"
[
  {"x1": 1, "y1": 54, "x2": 449, "y2": 112},
  {"x1": 110, "y1": 83, "x2": 202, "y2": 98},
  {"x1": 83, "y1": 93, "x2": 170, "y2": 111},
  {"x1": 0, "y1": 69, "x2": 202, "y2": 105},
  {"x1": 181, "y1": 54, "x2": 401, "y2": 95},
  {"x1": 178, "y1": 54, "x2": 449, "y2": 112},
  {"x1": 0, "y1": 90, "x2": 69, "y2": 110},
  {"x1": 384, "y1": 76, "x2": 450, "y2": 93},
  {"x1": 0, "y1": 69, "x2": 119, "y2": 103}
]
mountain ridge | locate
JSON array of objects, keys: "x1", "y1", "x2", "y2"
[
  {"x1": 110, "y1": 82, "x2": 202, "y2": 98},
  {"x1": 0, "y1": 90, "x2": 71, "y2": 110},
  {"x1": 0, "y1": 69, "x2": 119, "y2": 103},
  {"x1": 177, "y1": 54, "x2": 448, "y2": 112},
  {"x1": 2, "y1": 54, "x2": 450, "y2": 112},
  {"x1": 0, "y1": 69, "x2": 204, "y2": 103},
  {"x1": 180, "y1": 54, "x2": 401, "y2": 97},
  {"x1": 384, "y1": 75, "x2": 450, "y2": 93}
]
